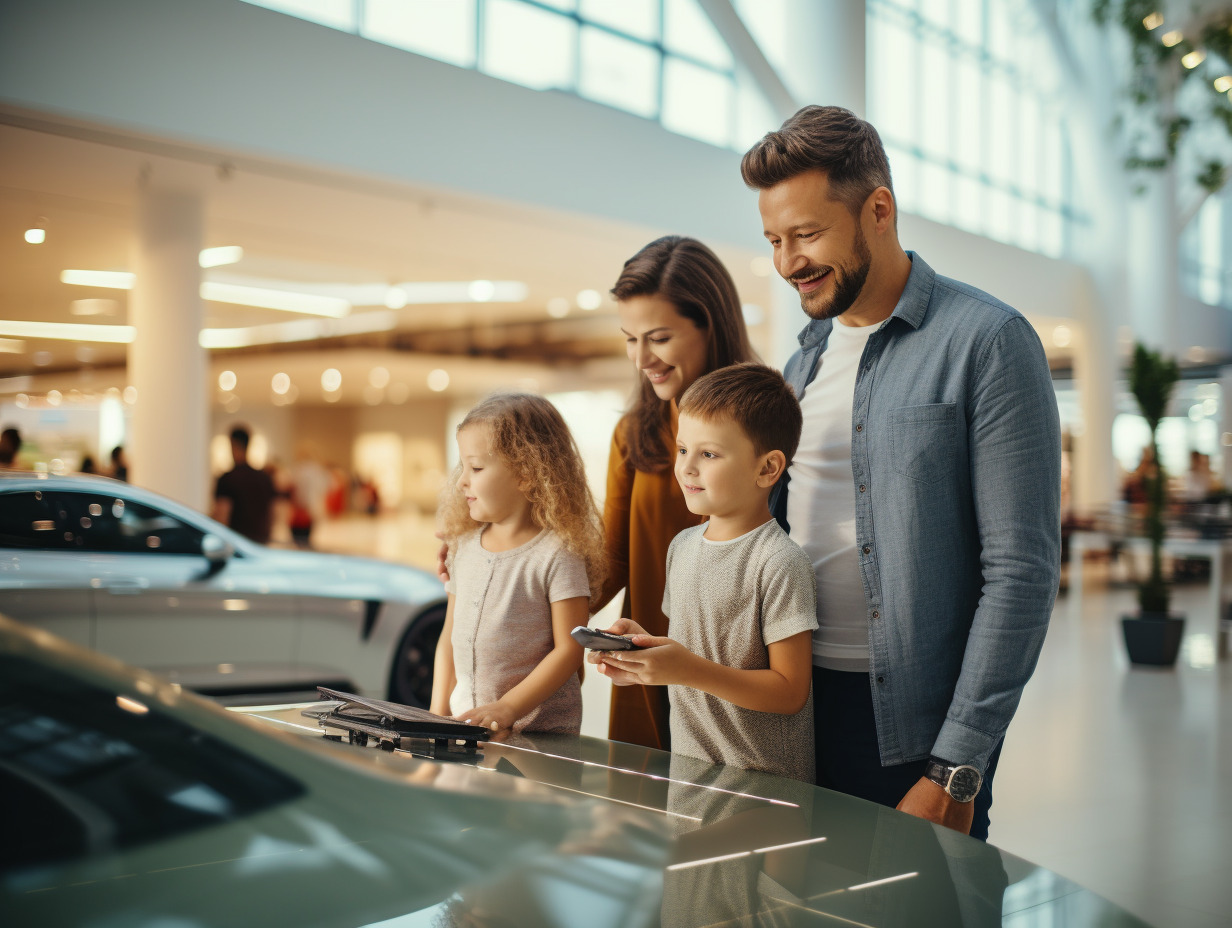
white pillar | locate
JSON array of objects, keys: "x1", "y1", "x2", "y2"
[
  {"x1": 781, "y1": 0, "x2": 866, "y2": 115},
  {"x1": 1072, "y1": 314, "x2": 1118, "y2": 513},
  {"x1": 1126, "y1": 167, "x2": 1180, "y2": 358},
  {"x1": 128, "y1": 184, "x2": 208, "y2": 511}
]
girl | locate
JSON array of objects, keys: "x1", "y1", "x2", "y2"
[{"x1": 430, "y1": 393, "x2": 606, "y2": 734}]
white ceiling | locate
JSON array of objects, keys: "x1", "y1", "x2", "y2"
[{"x1": 0, "y1": 115, "x2": 775, "y2": 401}]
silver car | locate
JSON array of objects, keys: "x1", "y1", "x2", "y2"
[{"x1": 0, "y1": 471, "x2": 446, "y2": 705}]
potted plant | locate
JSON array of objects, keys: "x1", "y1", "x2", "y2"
[{"x1": 1122, "y1": 343, "x2": 1184, "y2": 666}]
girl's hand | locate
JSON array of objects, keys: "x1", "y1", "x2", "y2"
[
  {"x1": 434, "y1": 532, "x2": 450, "y2": 583},
  {"x1": 585, "y1": 618, "x2": 650, "y2": 666},
  {"x1": 456, "y1": 701, "x2": 519, "y2": 733},
  {"x1": 596, "y1": 635, "x2": 697, "y2": 687}
]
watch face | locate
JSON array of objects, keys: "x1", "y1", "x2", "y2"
[{"x1": 948, "y1": 766, "x2": 981, "y2": 803}]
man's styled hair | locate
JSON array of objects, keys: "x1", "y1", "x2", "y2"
[
  {"x1": 678, "y1": 363, "x2": 802, "y2": 468},
  {"x1": 229, "y1": 426, "x2": 251, "y2": 450},
  {"x1": 740, "y1": 105, "x2": 894, "y2": 215}
]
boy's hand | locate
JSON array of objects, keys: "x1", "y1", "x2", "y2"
[
  {"x1": 596, "y1": 635, "x2": 697, "y2": 687},
  {"x1": 455, "y1": 701, "x2": 518, "y2": 733},
  {"x1": 584, "y1": 619, "x2": 649, "y2": 666}
]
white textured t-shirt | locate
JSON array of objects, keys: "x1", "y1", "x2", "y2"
[
  {"x1": 662, "y1": 519, "x2": 817, "y2": 782},
  {"x1": 444, "y1": 528, "x2": 589, "y2": 733},
  {"x1": 787, "y1": 318, "x2": 882, "y2": 671}
]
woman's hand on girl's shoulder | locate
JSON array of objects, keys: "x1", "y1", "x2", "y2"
[{"x1": 434, "y1": 532, "x2": 450, "y2": 583}]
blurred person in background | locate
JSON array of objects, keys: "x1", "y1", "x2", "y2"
[
  {"x1": 80, "y1": 455, "x2": 98, "y2": 475},
  {"x1": 287, "y1": 442, "x2": 331, "y2": 548},
  {"x1": 212, "y1": 425, "x2": 276, "y2": 544},
  {"x1": 110, "y1": 445, "x2": 128, "y2": 481},
  {"x1": 596, "y1": 235, "x2": 757, "y2": 751},
  {"x1": 0, "y1": 427, "x2": 22, "y2": 468}
]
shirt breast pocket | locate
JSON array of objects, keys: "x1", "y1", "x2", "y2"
[{"x1": 888, "y1": 403, "x2": 957, "y2": 485}]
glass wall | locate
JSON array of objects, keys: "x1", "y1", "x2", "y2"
[
  {"x1": 866, "y1": 0, "x2": 1079, "y2": 258},
  {"x1": 243, "y1": 0, "x2": 773, "y2": 151},
  {"x1": 1182, "y1": 189, "x2": 1229, "y2": 308}
]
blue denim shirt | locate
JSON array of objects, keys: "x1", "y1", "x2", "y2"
[{"x1": 771, "y1": 253, "x2": 1061, "y2": 773}]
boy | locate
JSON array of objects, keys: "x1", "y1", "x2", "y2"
[{"x1": 594, "y1": 363, "x2": 817, "y2": 782}]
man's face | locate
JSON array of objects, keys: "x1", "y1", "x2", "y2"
[{"x1": 758, "y1": 169, "x2": 873, "y2": 322}]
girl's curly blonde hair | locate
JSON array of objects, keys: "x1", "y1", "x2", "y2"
[{"x1": 438, "y1": 393, "x2": 607, "y2": 609}]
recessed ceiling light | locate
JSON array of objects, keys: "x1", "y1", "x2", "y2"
[
  {"x1": 61, "y1": 269, "x2": 135, "y2": 289},
  {"x1": 321, "y1": 368, "x2": 342, "y2": 392},
  {"x1": 427, "y1": 369, "x2": 450, "y2": 392},
  {"x1": 218, "y1": 370, "x2": 237, "y2": 392},
  {"x1": 70, "y1": 299, "x2": 120, "y2": 317},
  {"x1": 468, "y1": 280, "x2": 497, "y2": 302},
  {"x1": 271, "y1": 372, "x2": 291, "y2": 395},
  {"x1": 576, "y1": 289, "x2": 602, "y2": 310},
  {"x1": 199, "y1": 246, "x2": 243, "y2": 268}
]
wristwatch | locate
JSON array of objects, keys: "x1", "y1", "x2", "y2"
[{"x1": 924, "y1": 757, "x2": 983, "y2": 803}]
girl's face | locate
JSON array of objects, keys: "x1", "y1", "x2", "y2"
[
  {"x1": 618, "y1": 294, "x2": 709, "y2": 402},
  {"x1": 456, "y1": 424, "x2": 528, "y2": 526}
]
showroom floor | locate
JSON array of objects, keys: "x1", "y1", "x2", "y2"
[{"x1": 314, "y1": 515, "x2": 1232, "y2": 928}]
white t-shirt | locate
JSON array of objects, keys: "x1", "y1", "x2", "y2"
[{"x1": 787, "y1": 318, "x2": 882, "y2": 671}]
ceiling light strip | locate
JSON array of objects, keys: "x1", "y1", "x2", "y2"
[{"x1": 0, "y1": 320, "x2": 136, "y2": 343}]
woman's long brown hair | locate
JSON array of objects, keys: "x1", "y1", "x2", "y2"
[{"x1": 611, "y1": 235, "x2": 756, "y2": 473}]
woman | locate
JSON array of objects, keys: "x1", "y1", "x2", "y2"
[{"x1": 597, "y1": 235, "x2": 756, "y2": 750}]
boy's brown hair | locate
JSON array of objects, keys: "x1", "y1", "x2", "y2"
[{"x1": 678, "y1": 363, "x2": 802, "y2": 468}]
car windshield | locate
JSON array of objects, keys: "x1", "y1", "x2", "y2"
[{"x1": 0, "y1": 656, "x2": 303, "y2": 872}]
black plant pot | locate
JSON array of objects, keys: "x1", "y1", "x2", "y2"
[{"x1": 1120, "y1": 612, "x2": 1185, "y2": 667}]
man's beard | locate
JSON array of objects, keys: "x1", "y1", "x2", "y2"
[{"x1": 795, "y1": 224, "x2": 872, "y2": 321}]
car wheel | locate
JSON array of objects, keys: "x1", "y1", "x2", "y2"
[{"x1": 389, "y1": 605, "x2": 445, "y2": 708}]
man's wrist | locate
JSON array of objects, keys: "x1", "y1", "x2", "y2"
[{"x1": 924, "y1": 756, "x2": 983, "y2": 803}]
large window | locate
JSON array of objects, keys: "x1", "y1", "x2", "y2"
[
  {"x1": 866, "y1": 0, "x2": 1079, "y2": 258},
  {"x1": 1182, "y1": 190, "x2": 1229, "y2": 309},
  {"x1": 243, "y1": 0, "x2": 761, "y2": 151}
]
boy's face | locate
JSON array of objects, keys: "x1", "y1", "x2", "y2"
[{"x1": 674, "y1": 412, "x2": 777, "y2": 520}]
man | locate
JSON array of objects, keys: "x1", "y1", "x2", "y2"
[
  {"x1": 212, "y1": 425, "x2": 276, "y2": 544},
  {"x1": 0, "y1": 427, "x2": 21, "y2": 467},
  {"x1": 743, "y1": 106, "x2": 1060, "y2": 840}
]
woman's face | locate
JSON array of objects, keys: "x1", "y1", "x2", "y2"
[{"x1": 618, "y1": 294, "x2": 709, "y2": 402}]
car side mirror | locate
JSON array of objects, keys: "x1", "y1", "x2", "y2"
[{"x1": 200, "y1": 533, "x2": 234, "y2": 576}]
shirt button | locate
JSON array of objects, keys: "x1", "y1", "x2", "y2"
[
  {"x1": 855, "y1": 424, "x2": 863, "y2": 432},
  {"x1": 876, "y1": 676, "x2": 885, "y2": 684},
  {"x1": 871, "y1": 611, "x2": 880, "y2": 619},
  {"x1": 862, "y1": 546, "x2": 871, "y2": 555},
  {"x1": 859, "y1": 484, "x2": 867, "y2": 493}
]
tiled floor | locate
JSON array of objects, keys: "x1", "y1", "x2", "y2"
[
  {"x1": 313, "y1": 514, "x2": 1232, "y2": 927},
  {"x1": 993, "y1": 568, "x2": 1232, "y2": 928}
]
